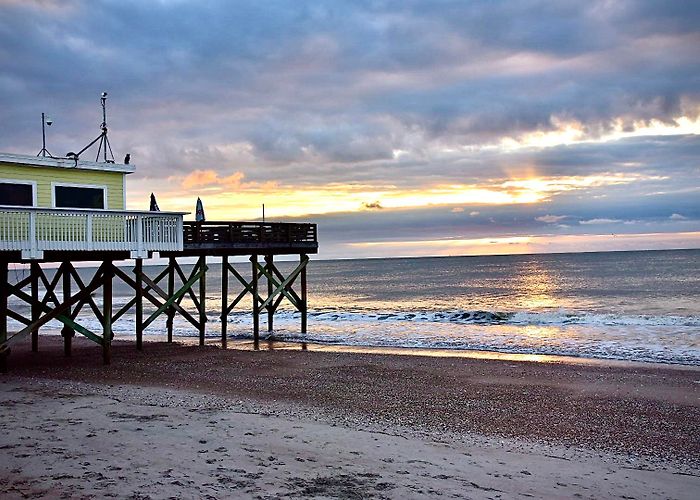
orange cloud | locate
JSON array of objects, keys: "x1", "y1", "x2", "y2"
[{"x1": 179, "y1": 169, "x2": 245, "y2": 189}]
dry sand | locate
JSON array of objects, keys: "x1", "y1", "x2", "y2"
[{"x1": 1, "y1": 337, "x2": 699, "y2": 499}]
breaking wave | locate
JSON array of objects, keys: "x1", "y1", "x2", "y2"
[{"x1": 222, "y1": 308, "x2": 700, "y2": 329}]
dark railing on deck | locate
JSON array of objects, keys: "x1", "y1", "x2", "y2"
[{"x1": 183, "y1": 221, "x2": 317, "y2": 246}]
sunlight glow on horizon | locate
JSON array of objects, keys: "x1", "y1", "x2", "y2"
[
  {"x1": 342, "y1": 232, "x2": 700, "y2": 259},
  {"x1": 124, "y1": 111, "x2": 697, "y2": 225},
  {"x1": 124, "y1": 112, "x2": 697, "y2": 222},
  {"x1": 131, "y1": 172, "x2": 657, "y2": 220},
  {"x1": 122, "y1": 111, "x2": 698, "y2": 260}
]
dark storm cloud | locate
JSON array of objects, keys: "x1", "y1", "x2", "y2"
[
  {"x1": 1, "y1": 1, "x2": 698, "y2": 170},
  {"x1": 239, "y1": 133, "x2": 700, "y2": 194},
  {"x1": 497, "y1": 134, "x2": 700, "y2": 179}
]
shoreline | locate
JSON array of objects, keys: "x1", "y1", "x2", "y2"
[
  {"x1": 205, "y1": 337, "x2": 700, "y2": 371},
  {"x1": 26, "y1": 328, "x2": 699, "y2": 370}
]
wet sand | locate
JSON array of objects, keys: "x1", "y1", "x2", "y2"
[{"x1": 1, "y1": 337, "x2": 699, "y2": 498}]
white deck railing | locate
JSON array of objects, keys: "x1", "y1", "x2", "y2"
[{"x1": 0, "y1": 206, "x2": 185, "y2": 259}]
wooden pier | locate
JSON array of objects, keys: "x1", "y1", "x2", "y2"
[{"x1": 0, "y1": 218, "x2": 318, "y2": 372}]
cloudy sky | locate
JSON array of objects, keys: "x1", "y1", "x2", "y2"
[{"x1": 1, "y1": 0, "x2": 698, "y2": 259}]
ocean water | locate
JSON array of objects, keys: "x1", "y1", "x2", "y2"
[{"x1": 7, "y1": 249, "x2": 700, "y2": 365}]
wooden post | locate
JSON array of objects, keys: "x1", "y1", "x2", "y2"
[
  {"x1": 103, "y1": 261, "x2": 113, "y2": 365},
  {"x1": 60, "y1": 262, "x2": 75, "y2": 357},
  {"x1": 198, "y1": 256, "x2": 206, "y2": 347},
  {"x1": 301, "y1": 254, "x2": 308, "y2": 334},
  {"x1": 166, "y1": 256, "x2": 175, "y2": 343},
  {"x1": 251, "y1": 254, "x2": 259, "y2": 349},
  {"x1": 265, "y1": 254, "x2": 274, "y2": 333},
  {"x1": 30, "y1": 262, "x2": 39, "y2": 352},
  {"x1": 135, "y1": 259, "x2": 143, "y2": 350},
  {"x1": 221, "y1": 255, "x2": 228, "y2": 349},
  {"x1": 0, "y1": 260, "x2": 8, "y2": 373}
]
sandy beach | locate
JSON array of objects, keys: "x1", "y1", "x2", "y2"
[{"x1": 2, "y1": 337, "x2": 699, "y2": 499}]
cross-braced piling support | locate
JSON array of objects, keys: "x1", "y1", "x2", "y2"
[
  {"x1": 128, "y1": 257, "x2": 208, "y2": 346},
  {"x1": 0, "y1": 250, "x2": 311, "y2": 369},
  {"x1": 0, "y1": 260, "x2": 115, "y2": 368},
  {"x1": 219, "y1": 253, "x2": 309, "y2": 349},
  {"x1": 0, "y1": 219, "x2": 316, "y2": 370}
]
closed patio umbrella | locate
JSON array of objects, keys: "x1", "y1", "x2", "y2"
[
  {"x1": 195, "y1": 197, "x2": 205, "y2": 222},
  {"x1": 149, "y1": 193, "x2": 160, "y2": 211}
]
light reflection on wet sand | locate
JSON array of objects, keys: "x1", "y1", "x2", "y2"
[{"x1": 197, "y1": 338, "x2": 700, "y2": 371}]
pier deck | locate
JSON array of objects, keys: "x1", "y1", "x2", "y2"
[{"x1": 178, "y1": 221, "x2": 318, "y2": 256}]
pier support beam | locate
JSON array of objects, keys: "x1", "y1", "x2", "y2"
[
  {"x1": 251, "y1": 254, "x2": 260, "y2": 349},
  {"x1": 135, "y1": 259, "x2": 143, "y2": 350},
  {"x1": 265, "y1": 255, "x2": 274, "y2": 333},
  {"x1": 61, "y1": 263, "x2": 75, "y2": 357},
  {"x1": 30, "y1": 262, "x2": 39, "y2": 352},
  {"x1": 166, "y1": 257, "x2": 175, "y2": 343},
  {"x1": 198, "y1": 256, "x2": 206, "y2": 346},
  {"x1": 102, "y1": 261, "x2": 113, "y2": 365},
  {"x1": 0, "y1": 260, "x2": 8, "y2": 373},
  {"x1": 221, "y1": 255, "x2": 228, "y2": 349},
  {"x1": 301, "y1": 253, "x2": 308, "y2": 334}
]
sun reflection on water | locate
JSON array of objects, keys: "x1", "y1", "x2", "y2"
[
  {"x1": 512, "y1": 259, "x2": 562, "y2": 310},
  {"x1": 520, "y1": 325, "x2": 563, "y2": 339}
]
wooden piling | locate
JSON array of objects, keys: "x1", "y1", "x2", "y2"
[
  {"x1": 103, "y1": 261, "x2": 113, "y2": 365},
  {"x1": 251, "y1": 254, "x2": 259, "y2": 348},
  {"x1": 301, "y1": 253, "x2": 308, "y2": 334},
  {"x1": 166, "y1": 256, "x2": 175, "y2": 343},
  {"x1": 198, "y1": 256, "x2": 206, "y2": 347},
  {"x1": 30, "y1": 262, "x2": 39, "y2": 352},
  {"x1": 61, "y1": 262, "x2": 75, "y2": 357},
  {"x1": 265, "y1": 254, "x2": 274, "y2": 333},
  {"x1": 221, "y1": 255, "x2": 228, "y2": 349},
  {"x1": 0, "y1": 260, "x2": 8, "y2": 373},
  {"x1": 135, "y1": 259, "x2": 143, "y2": 350}
]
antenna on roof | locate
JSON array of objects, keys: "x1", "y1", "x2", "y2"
[
  {"x1": 37, "y1": 112, "x2": 53, "y2": 157},
  {"x1": 67, "y1": 91, "x2": 115, "y2": 164}
]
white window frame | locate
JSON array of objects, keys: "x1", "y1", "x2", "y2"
[
  {"x1": 51, "y1": 182, "x2": 108, "y2": 210},
  {"x1": 0, "y1": 178, "x2": 38, "y2": 207}
]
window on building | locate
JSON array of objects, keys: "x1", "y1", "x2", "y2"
[
  {"x1": 0, "y1": 181, "x2": 34, "y2": 206},
  {"x1": 54, "y1": 185, "x2": 106, "y2": 209}
]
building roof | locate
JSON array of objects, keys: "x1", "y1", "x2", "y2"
[{"x1": 0, "y1": 152, "x2": 135, "y2": 174}]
